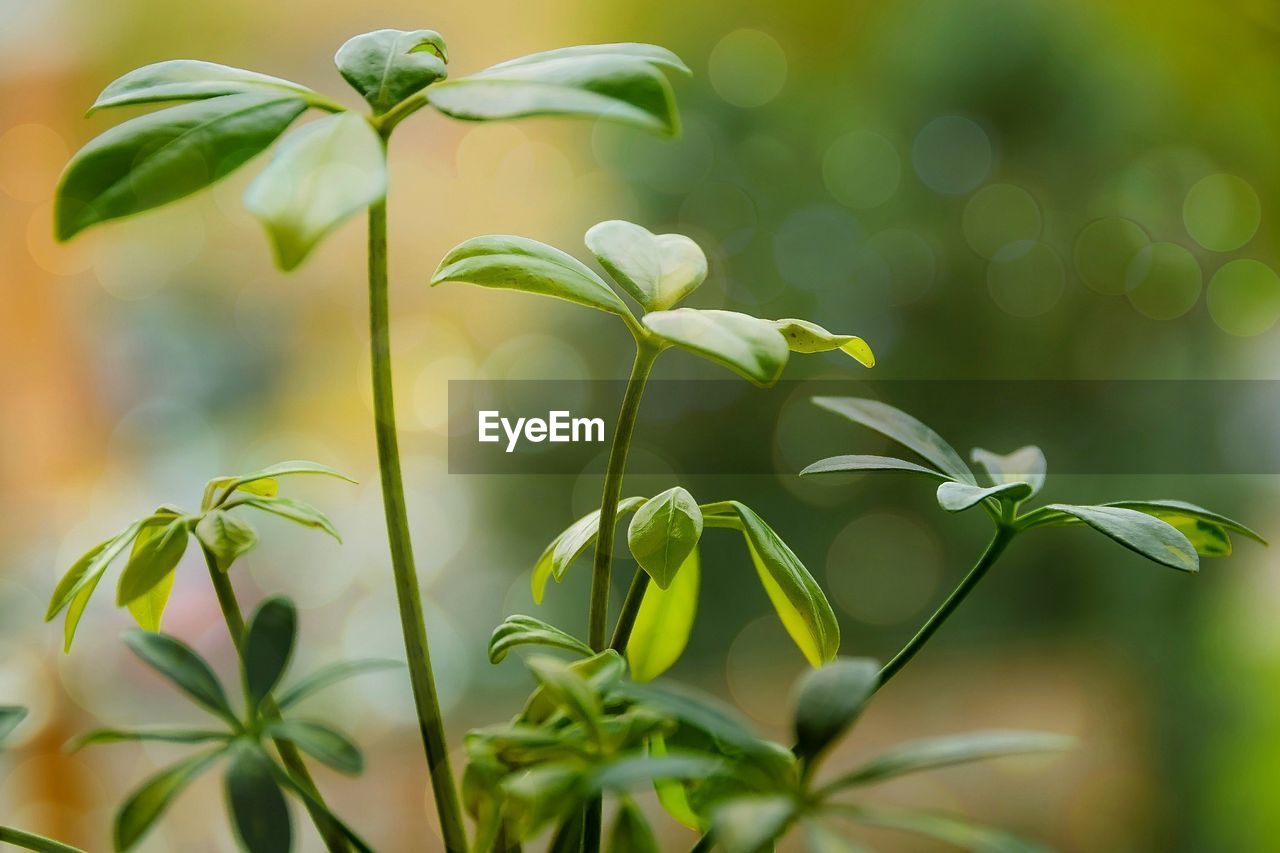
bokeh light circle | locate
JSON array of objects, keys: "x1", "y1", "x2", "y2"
[
  {"x1": 962, "y1": 183, "x2": 1041, "y2": 259},
  {"x1": 987, "y1": 241, "x2": 1064, "y2": 317},
  {"x1": 1207, "y1": 259, "x2": 1280, "y2": 336},
  {"x1": 826, "y1": 513, "x2": 942, "y2": 625},
  {"x1": 708, "y1": 29, "x2": 788, "y2": 108},
  {"x1": 1124, "y1": 242, "x2": 1202, "y2": 320},
  {"x1": 773, "y1": 204, "x2": 862, "y2": 291},
  {"x1": 912, "y1": 115, "x2": 992, "y2": 195},
  {"x1": 1073, "y1": 217, "x2": 1149, "y2": 296},
  {"x1": 822, "y1": 131, "x2": 900, "y2": 209},
  {"x1": 1183, "y1": 173, "x2": 1261, "y2": 252}
]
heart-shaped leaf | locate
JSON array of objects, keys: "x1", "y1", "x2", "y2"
[
  {"x1": 244, "y1": 111, "x2": 388, "y2": 270},
  {"x1": 1041, "y1": 504, "x2": 1199, "y2": 573},
  {"x1": 800, "y1": 454, "x2": 954, "y2": 482},
  {"x1": 89, "y1": 60, "x2": 320, "y2": 114},
  {"x1": 793, "y1": 657, "x2": 879, "y2": 761},
  {"x1": 265, "y1": 720, "x2": 363, "y2": 775},
  {"x1": 532, "y1": 497, "x2": 647, "y2": 603},
  {"x1": 584, "y1": 220, "x2": 707, "y2": 311},
  {"x1": 56, "y1": 92, "x2": 308, "y2": 240},
  {"x1": 433, "y1": 234, "x2": 631, "y2": 317},
  {"x1": 489, "y1": 615, "x2": 594, "y2": 664},
  {"x1": 194, "y1": 510, "x2": 258, "y2": 572},
  {"x1": 124, "y1": 630, "x2": 235, "y2": 723},
  {"x1": 971, "y1": 446, "x2": 1047, "y2": 497},
  {"x1": 772, "y1": 319, "x2": 875, "y2": 367},
  {"x1": 243, "y1": 597, "x2": 296, "y2": 711},
  {"x1": 644, "y1": 309, "x2": 790, "y2": 387},
  {"x1": 627, "y1": 548, "x2": 699, "y2": 682},
  {"x1": 225, "y1": 744, "x2": 292, "y2": 853},
  {"x1": 334, "y1": 29, "x2": 448, "y2": 114},
  {"x1": 427, "y1": 44, "x2": 685, "y2": 136},
  {"x1": 628, "y1": 487, "x2": 703, "y2": 589},
  {"x1": 116, "y1": 515, "x2": 190, "y2": 615},
  {"x1": 115, "y1": 749, "x2": 224, "y2": 852},
  {"x1": 812, "y1": 397, "x2": 976, "y2": 484},
  {"x1": 936, "y1": 480, "x2": 1033, "y2": 513}
]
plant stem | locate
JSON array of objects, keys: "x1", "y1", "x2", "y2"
[
  {"x1": 587, "y1": 343, "x2": 660, "y2": 650},
  {"x1": 876, "y1": 525, "x2": 1017, "y2": 689},
  {"x1": 0, "y1": 826, "x2": 88, "y2": 853},
  {"x1": 609, "y1": 568, "x2": 650, "y2": 652},
  {"x1": 367, "y1": 196, "x2": 468, "y2": 852},
  {"x1": 201, "y1": 548, "x2": 349, "y2": 853}
]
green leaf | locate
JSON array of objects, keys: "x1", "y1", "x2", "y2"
[
  {"x1": 244, "y1": 112, "x2": 387, "y2": 270},
  {"x1": 711, "y1": 795, "x2": 798, "y2": 853},
  {"x1": 47, "y1": 518, "x2": 149, "y2": 622},
  {"x1": 548, "y1": 811, "x2": 586, "y2": 853},
  {"x1": 532, "y1": 497, "x2": 647, "y2": 603},
  {"x1": 123, "y1": 631, "x2": 235, "y2": 723},
  {"x1": 68, "y1": 728, "x2": 229, "y2": 751},
  {"x1": 432, "y1": 234, "x2": 631, "y2": 317},
  {"x1": 89, "y1": 60, "x2": 320, "y2": 113},
  {"x1": 522, "y1": 650, "x2": 626, "y2": 725},
  {"x1": 1040, "y1": 504, "x2": 1199, "y2": 573},
  {"x1": 502, "y1": 763, "x2": 585, "y2": 839},
  {"x1": 935, "y1": 480, "x2": 1033, "y2": 513},
  {"x1": 805, "y1": 821, "x2": 871, "y2": 853},
  {"x1": 243, "y1": 597, "x2": 296, "y2": 711},
  {"x1": 56, "y1": 93, "x2": 307, "y2": 241},
  {"x1": 839, "y1": 805, "x2": 1045, "y2": 853},
  {"x1": 590, "y1": 754, "x2": 723, "y2": 792},
  {"x1": 525, "y1": 655, "x2": 604, "y2": 735},
  {"x1": 823, "y1": 730, "x2": 1073, "y2": 791},
  {"x1": 584, "y1": 220, "x2": 707, "y2": 311},
  {"x1": 608, "y1": 798, "x2": 659, "y2": 853},
  {"x1": 263, "y1": 759, "x2": 376, "y2": 853},
  {"x1": 971, "y1": 446, "x2": 1047, "y2": 497},
  {"x1": 628, "y1": 487, "x2": 704, "y2": 589},
  {"x1": 800, "y1": 454, "x2": 953, "y2": 482},
  {"x1": 206, "y1": 459, "x2": 355, "y2": 509},
  {"x1": 265, "y1": 720, "x2": 363, "y2": 775},
  {"x1": 0, "y1": 706, "x2": 27, "y2": 746},
  {"x1": 115, "y1": 749, "x2": 223, "y2": 851},
  {"x1": 644, "y1": 309, "x2": 790, "y2": 387},
  {"x1": 1107, "y1": 499, "x2": 1267, "y2": 555},
  {"x1": 224, "y1": 744, "x2": 292, "y2": 853},
  {"x1": 0, "y1": 826, "x2": 90, "y2": 853},
  {"x1": 334, "y1": 29, "x2": 448, "y2": 114},
  {"x1": 427, "y1": 44, "x2": 684, "y2": 136},
  {"x1": 649, "y1": 732, "x2": 703, "y2": 830},
  {"x1": 489, "y1": 614, "x2": 593, "y2": 664},
  {"x1": 612, "y1": 681, "x2": 762, "y2": 754},
  {"x1": 772, "y1": 319, "x2": 875, "y2": 368},
  {"x1": 793, "y1": 657, "x2": 878, "y2": 762},
  {"x1": 234, "y1": 495, "x2": 341, "y2": 541},
  {"x1": 275, "y1": 659, "x2": 403, "y2": 710},
  {"x1": 115, "y1": 516, "x2": 190, "y2": 617},
  {"x1": 194, "y1": 510, "x2": 258, "y2": 572},
  {"x1": 811, "y1": 397, "x2": 976, "y2": 484},
  {"x1": 627, "y1": 547, "x2": 699, "y2": 682}
]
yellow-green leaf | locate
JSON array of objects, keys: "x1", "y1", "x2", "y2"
[{"x1": 627, "y1": 548, "x2": 699, "y2": 682}]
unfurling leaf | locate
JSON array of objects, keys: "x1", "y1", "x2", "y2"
[
  {"x1": 971, "y1": 446, "x2": 1047, "y2": 497},
  {"x1": 644, "y1": 309, "x2": 790, "y2": 387},
  {"x1": 628, "y1": 487, "x2": 703, "y2": 589},
  {"x1": 123, "y1": 631, "x2": 235, "y2": 723},
  {"x1": 225, "y1": 744, "x2": 292, "y2": 853},
  {"x1": 266, "y1": 720, "x2": 364, "y2": 774},
  {"x1": 811, "y1": 397, "x2": 976, "y2": 484},
  {"x1": 824, "y1": 730, "x2": 1074, "y2": 790},
  {"x1": 711, "y1": 795, "x2": 798, "y2": 853},
  {"x1": 0, "y1": 706, "x2": 28, "y2": 746},
  {"x1": 800, "y1": 454, "x2": 953, "y2": 482},
  {"x1": 243, "y1": 597, "x2": 297, "y2": 711},
  {"x1": 608, "y1": 797, "x2": 659, "y2": 853},
  {"x1": 244, "y1": 112, "x2": 388, "y2": 270},
  {"x1": 115, "y1": 515, "x2": 190, "y2": 623},
  {"x1": 936, "y1": 480, "x2": 1033, "y2": 513},
  {"x1": 115, "y1": 749, "x2": 224, "y2": 851},
  {"x1": 56, "y1": 93, "x2": 307, "y2": 241},
  {"x1": 772, "y1": 319, "x2": 874, "y2": 367},
  {"x1": 489, "y1": 615, "x2": 594, "y2": 663},
  {"x1": 1039, "y1": 504, "x2": 1199, "y2": 573},
  {"x1": 531, "y1": 497, "x2": 647, "y2": 603},
  {"x1": 627, "y1": 548, "x2": 699, "y2": 682},
  {"x1": 89, "y1": 60, "x2": 320, "y2": 113},
  {"x1": 335, "y1": 29, "x2": 448, "y2": 114},
  {"x1": 194, "y1": 510, "x2": 258, "y2": 572},
  {"x1": 585, "y1": 220, "x2": 707, "y2": 311},
  {"x1": 432, "y1": 234, "x2": 632, "y2": 317},
  {"x1": 793, "y1": 657, "x2": 878, "y2": 762}
]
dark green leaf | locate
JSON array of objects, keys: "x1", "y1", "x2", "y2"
[
  {"x1": 644, "y1": 309, "x2": 791, "y2": 387},
  {"x1": 69, "y1": 728, "x2": 229, "y2": 751},
  {"x1": 531, "y1": 496, "x2": 647, "y2": 603},
  {"x1": 1107, "y1": 499, "x2": 1267, "y2": 552},
  {"x1": 123, "y1": 631, "x2": 235, "y2": 723},
  {"x1": 609, "y1": 798, "x2": 659, "y2": 853},
  {"x1": 263, "y1": 759, "x2": 375, "y2": 853},
  {"x1": 224, "y1": 744, "x2": 292, "y2": 853},
  {"x1": 584, "y1": 219, "x2": 707, "y2": 311},
  {"x1": 627, "y1": 547, "x2": 699, "y2": 682},
  {"x1": 612, "y1": 681, "x2": 761, "y2": 753},
  {"x1": 0, "y1": 706, "x2": 28, "y2": 745},
  {"x1": 839, "y1": 805, "x2": 1045, "y2": 853},
  {"x1": 90, "y1": 60, "x2": 320, "y2": 113},
  {"x1": 936, "y1": 481, "x2": 1033, "y2": 513},
  {"x1": 793, "y1": 657, "x2": 878, "y2": 762},
  {"x1": 56, "y1": 93, "x2": 307, "y2": 241},
  {"x1": 275, "y1": 658, "x2": 402, "y2": 710},
  {"x1": 711, "y1": 795, "x2": 798, "y2": 853},
  {"x1": 489, "y1": 614, "x2": 593, "y2": 664},
  {"x1": 811, "y1": 397, "x2": 976, "y2": 484},
  {"x1": 115, "y1": 749, "x2": 223, "y2": 851},
  {"x1": 243, "y1": 597, "x2": 296, "y2": 711},
  {"x1": 266, "y1": 720, "x2": 363, "y2": 774},
  {"x1": 194, "y1": 510, "x2": 258, "y2": 572},
  {"x1": 1040, "y1": 504, "x2": 1199, "y2": 573},
  {"x1": 628, "y1": 486, "x2": 703, "y2": 589},
  {"x1": 234, "y1": 495, "x2": 341, "y2": 540},
  {"x1": 971, "y1": 446, "x2": 1047, "y2": 496},
  {"x1": 115, "y1": 516, "x2": 190, "y2": 617},
  {"x1": 334, "y1": 29, "x2": 448, "y2": 114},
  {"x1": 800, "y1": 454, "x2": 952, "y2": 481},
  {"x1": 772, "y1": 319, "x2": 875, "y2": 367},
  {"x1": 548, "y1": 810, "x2": 585, "y2": 853}
]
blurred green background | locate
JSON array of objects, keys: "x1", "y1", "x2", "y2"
[{"x1": 2, "y1": 0, "x2": 1278, "y2": 850}]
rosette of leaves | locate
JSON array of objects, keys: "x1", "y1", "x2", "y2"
[
  {"x1": 71, "y1": 597, "x2": 398, "y2": 852},
  {"x1": 45, "y1": 461, "x2": 351, "y2": 651},
  {"x1": 803, "y1": 398, "x2": 1266, "y2": 684}
]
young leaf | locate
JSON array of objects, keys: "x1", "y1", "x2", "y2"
[
  {"x1": 793, "y1": 657, "x2": 878, "y2": 762},
  {"x1": 525, "y1": 655, "x2": 605, "y2": 735},
  {"x1": 244, "y1": 111, "x2": 388, "y2": 270},
  {"x1": 115, "y1": 516, "x2": 190, "y2": 617},
  {"x1": 483, "y1": 43, "x2": 689, "y2": 75},
  {"x1": 427, "y1": 45, "x2": 684, "y2": 136},
  {"x1": 275, "y1": 659, "x2": 402, "y2": 710},
  {"x1": 649, "y1": 732, "x2": 703, "y2": 830},
  {"x1": 243, "y1": 597, "x2": 296, "y2": 711},
  {"x1": 334, "y1": 29, "x2": 448, "y2": 114},
  {"x1": 89, "y1": 60, "x2": 320, "y2": 113},
  {"x1": 711, "y1": 795, "x2": 798, "y2": 853},
  {"x1": 489, "y1": 615, "x2": 594, "y2": 664},
  {"x1": 503, "y1": 764, "x2": 585, "y2": 840},
  {"x1": 628, "y1": 486, "x2": 703, "y2": 589},
  {"x1": 935, "y1": 481, "x2": 1033, "y2": 513},
  {"x1": 207, "y1": 459, "x2": 355, "y2": 508},
  {"x1": 224, "y1": 745, "x2": 292, "y2": 853},
  {"x1": 584, "y1": 220, "x2": 707, "y2": 311},
  {"x1": 838, "y1": 805, "x2": 1043, "y2": 853},
  {"x1": 432, "y1": 234, "x2": 631, "y2": 317},
  {"x1": 56, "y1": 93, "x2": 308, "y2": 241},
  {"x1": 194, "y1": 510, "x2": 259, "y2": 572},
  {"x1": 609, "y1": 798, "x2": 659, "y2": 853},
  {"x1": 0, "y1": 706, "x2": 27, "y2": 745},
  {"x1": 521, "y1": 650, "x2": 626, "y2": 725},
  {"x1": 123, "y1": 631, "x2": 235, "y2": 723},
  {"x1": 627, "y1": 548, "x2": 699, "y2": 682},
  {"x1": 644, "y1": 309, "x2": 790, "y2": 387},
  {"x1": 48, "y1": 519, "x2": 148, "y2": 620},
  {"x1": 800, "y1": 454, "x2": 953, "y2": 482},
  {"x1": 115, "y1": 749, "x2": 224, "y2": 851},
  {"x1": 613, "y1": 681, "x2": 762, "y2": 753},
  {"x1": 590, "y1": 754, "x2": 724, "y2": 792},
  {"x1": 532, "y1": 497, "x2": 647, "y2": 603},
  {"x1": 234, "y1": 495, "x2": 341, "y2": 540},
  {"x1": 265, "y1": 720, "x2": 363, "y2": 775},
  {"x1": 811, "y1": 398, "x2": 976, "y2": 485},
  {"x1": 772, "y1": 319, "x2": 875, "y2": 368},
  {"x1": 1040, "y1": 504, "x2": 1199, "y2": 573},
  {"x1": 971, "y1": 446, "x2": 1047, "y2": 496}
]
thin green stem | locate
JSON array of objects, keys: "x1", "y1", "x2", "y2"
[
  {"x1": 609, "y1": 568, "x2": 650, "y2": 652},
  {"x1": 0, "y1": 826, "x2": 88, "y2": 853},
  {"x1": 367, "y1": 196, "x2": 468, "y2": 852},
  {"x1": 876, "y1": 525, "x2": 1017, "y2": 689}
]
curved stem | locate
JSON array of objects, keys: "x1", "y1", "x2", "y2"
[
  {"x1": 368, "y1": 196, "x2": 468, "y2": 852},
  {"x1": 876, "y1": 525, "x2": 1017, "y2": 689},
  {"x1": 609, "y1": 568, "x2": 650, "y2": 652},
  {"x1": 0, "y1": 826, "x2": 88, "y2": 853}
]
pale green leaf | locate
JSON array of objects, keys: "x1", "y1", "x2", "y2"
[
  {"x1": 89, "y1": 60, "x2": 320, "y2": 113},
  {"x1": 823, "y1": 730, "x2": 1073, "y2": 790},
  {"x1": 234, "y1": 495, "x2": 341, "y2": 541},
  {"x1": 936, "y1": 480, "x2": 1033, "y2": 513},
  {"x1": 627, "y1": 486, "x2": 703, "y2": 589},
  {"x1": 115, "y1": 749, "x2": 223, "y2": 851},
  {"x1": 800, "y1": 454, "x2": 953, "y2": 481},
  {"x1": 812, "y1": 397, "x2": 975, "y2": 484},
  {"x1": 840, "y1": 805, "x2": 1045, "y2": 853},
  {"x1": 772, "y1": 319, "x2": 875, "y2": 367},
  {"x1": 532, "y1": 497, "x2": 647, "y2": 603},
  {"x1": 971, "y1": 446, "x2": 1047, "y2": 496},
  {"x1": 644, "y1": 309, "x2": 790, "y2": 387},
  {"x1": 712, "y1": 795, "x2": 798, "y2": 853},
  {"x1": 194, "y1": 510, "x2": 258, "y2": 572},
  {"x1": 489, "y1": 614, "x2": 593, "y2": 664},
  {"x1": 649, "y1": 732, "x2": 703, "y2": 830},
  {"x1": 1041, "y1": 504, "x2": 1199, "y2": 573},
  {"x1": 584, "y1": 220, "x2": 707, "y2": 311},
  {"x1": 115, "y1": 516, "x2": 190, "y2": 614},
  {"x1": 793, "y1": 657, "x2": 878, "y2": 761},
  {"x1": 275, "y1": 659, "x2": 402, "y2": 710},
  {"x1": 627, "y1": 548, "x2": 699, "y2": 682},
  {"x1": 334, "y1": 29, "x2": 448, "y2": 114}
]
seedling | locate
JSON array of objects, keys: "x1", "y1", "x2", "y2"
[{"x1": 803, "y1": 397, "x2": 1266, "y2": 686}]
